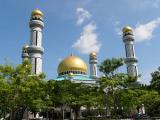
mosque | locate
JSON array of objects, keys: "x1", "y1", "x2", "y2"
[{"x1": 22, "y1": 9, "x2": 138, "y2": 83}]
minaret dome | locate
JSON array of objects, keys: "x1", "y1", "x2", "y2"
[
  {"x1": 31, "y1": 9, "x2": 43, "y2": 17},
  {"x1": 90, "y1": 52, "x2": 96, "y2": 58},
  {"x1": 122, "y1": 26, "x2": 132, "y2": 33},
  {"x1": 22, "y1": 44, "x2": 29, "y2": 51}
]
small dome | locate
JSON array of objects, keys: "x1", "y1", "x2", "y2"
[
  {"x1": 58, "y1": 55, "x2": 87, "y2": 75},
  {"x1": 90, "y1": 52, "x2": 96, "y2": 57},
  {"x1": 22, "y1": 44, "x2": 29, "y2": 50},
  {"x1": 122, "y1": 26, "x2": 132, "y2": 33},
  {"x1": 31, "y1": 9, "x2": 43, "y2": 17}
]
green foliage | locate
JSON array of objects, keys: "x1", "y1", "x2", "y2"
[
  {"x1": 99, "y1": 58, "x2": 124, "y2": 77},
  {"x1": 1, "y1": 58, "x2": 160, "y2": 119},
  {"x1": 98, "y1": 58, "x2": 143, "y2": 117},
  {"x1": 49, "y1": 80, "x2": 98, "y2": 107},
  {"x1": 137, "y1": 90, "x2": 160, "y2": 116},
  {"x1": 150, "y1": 67, "x2": 160, "y2": 93},
  {"x1": 0, "y1": 60, "x2": 47, "y2": 119}
]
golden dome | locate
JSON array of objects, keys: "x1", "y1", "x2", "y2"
[
  {"x1": 90, "y1": 52, "x2": 96, "y2": 57},
  {"x1": 31, "y1": 9, "x2": 43, "y2": 17},
  {"x1": 58, "y1": 55, "x2": 87, "y2": 74},
  {"x1": 122, "y1": 26, "x2": 132, "y2": 33},
  {"x1": 22, "y1": 44, "x2": 29, "y2": 50}
]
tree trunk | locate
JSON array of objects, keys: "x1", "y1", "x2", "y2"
[
  {"x1": 87, "y1": 105, "x2": 91, "y2": 116},
  {"x1": 74, "y1": 105, "x2": 80, "y2": 119},
  {"x1": 10, "y1": 109, "x2": 16, "y2": 120},
  {"x1": 10, "y1": 107, "x2": 21, "y2": 120}
]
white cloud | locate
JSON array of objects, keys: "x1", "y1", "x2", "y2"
[
  {"x1": 76, "y1": 7, "x2": 91, "y2": 26},
  {"x1": 72, "y1": 22, "x2": 101, "y2": 54},
  {"x1": 134, "y1": 17, "x2": 160, "y2": 42}
]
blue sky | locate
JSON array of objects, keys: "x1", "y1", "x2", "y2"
[{"x1": 0, "y1": 0, "x2": 160, "y2": 84}]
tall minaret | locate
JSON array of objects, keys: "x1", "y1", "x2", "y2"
[
  {"x1": 122, "y1": 26, "x2": 138, "y2": 77},
  {"x1": 22, "y1": 44, "x2": 29, "y2": 62},
  {"x1": 27, "y1": 9, "x2": 44, "y2": 74},
  {"x1": 89, "y1": 52, "x2": 98, "y2": 78}
]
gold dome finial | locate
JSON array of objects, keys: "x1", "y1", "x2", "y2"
[
  {"x1": 31, "y1": 9, "x2": 43, "y2": 17},
  {"x1": 122, "y1": 26, "x2": 132, "y2": 33},
  {"x1": 90, "y1": 52, "x2": 96, "y2": 57},
  {"x1": 22, "y1": 44, "x2": 29, "y2": 50}
]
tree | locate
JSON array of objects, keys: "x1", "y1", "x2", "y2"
[
  {"x1": 0, "y1": 60, "x2": 47, "y2": 120},
  {"x1": 138, "y1": 90, "x2": 160, "y2": 117},
  {"x1": 0, "y1": 73, "x2": 12, "y2": 119},
  {"x1": 98, "y1": 58, "x2": 138, "y2": 117},
  {"x1": 99, "y1": 58, "x2": 124, "y2": 77},
  {"x1": 49, "y1": 80, "x2": 81, "y2": 119},
  {"x1": 70, "y1": 84, "x2": 100, "y2": 117},
  {"x1": 48, "y1": 79, "x2": 100, "y2": 119},
  {"x1": 98, "y1": 58, "x2": 124, "y2": 117},
  {"x1": 150, "y1": 67, "x2": 160, "y2": 93}
]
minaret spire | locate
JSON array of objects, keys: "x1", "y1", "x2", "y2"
[
  {"x1": 122, "y1": 26, "x2": 138, "y2": 77},
  {"x1": 89, "y1": 52, "x2": 98, "y2": 78},
  {"x1": 27, "y1": 9, "x2": 44, "y2": 74}
]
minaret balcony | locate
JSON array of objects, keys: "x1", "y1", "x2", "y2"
[
  {"x1": 123, "y1": 35, "x2": 134, "y2": 42},
  {"x1": 125, "y1": 57, "x2": 138, "y2": 63},
  {"x1": 22, "y1": 53, "x2": 29, "y2": 58},
  {"x1": 29, "y1": 20, "x2": 44, "y2": 28},
  {"x1": 27, "y1": 46, "x2": 44, "y2": 54},
  {"x1": 89, "y1": 59, "x2": 97, "y2": 64}
]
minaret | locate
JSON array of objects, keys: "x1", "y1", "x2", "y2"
[
  {"x1": 89, "y1": 52, "x2": 98, "y2": 78},
  {"x1": 122, "y1": 26, "x2": 138, "y2": 77},
  {"x1": 22, "y1": 44, "x2": 29, "y2": 62},
  {"x1": 27, "y1": 9, "x2": 44, "y2": 74}
]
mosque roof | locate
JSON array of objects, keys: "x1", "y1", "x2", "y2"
[{"x1": 56, "y1": 74, "x2": 96, "y2": 81}]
